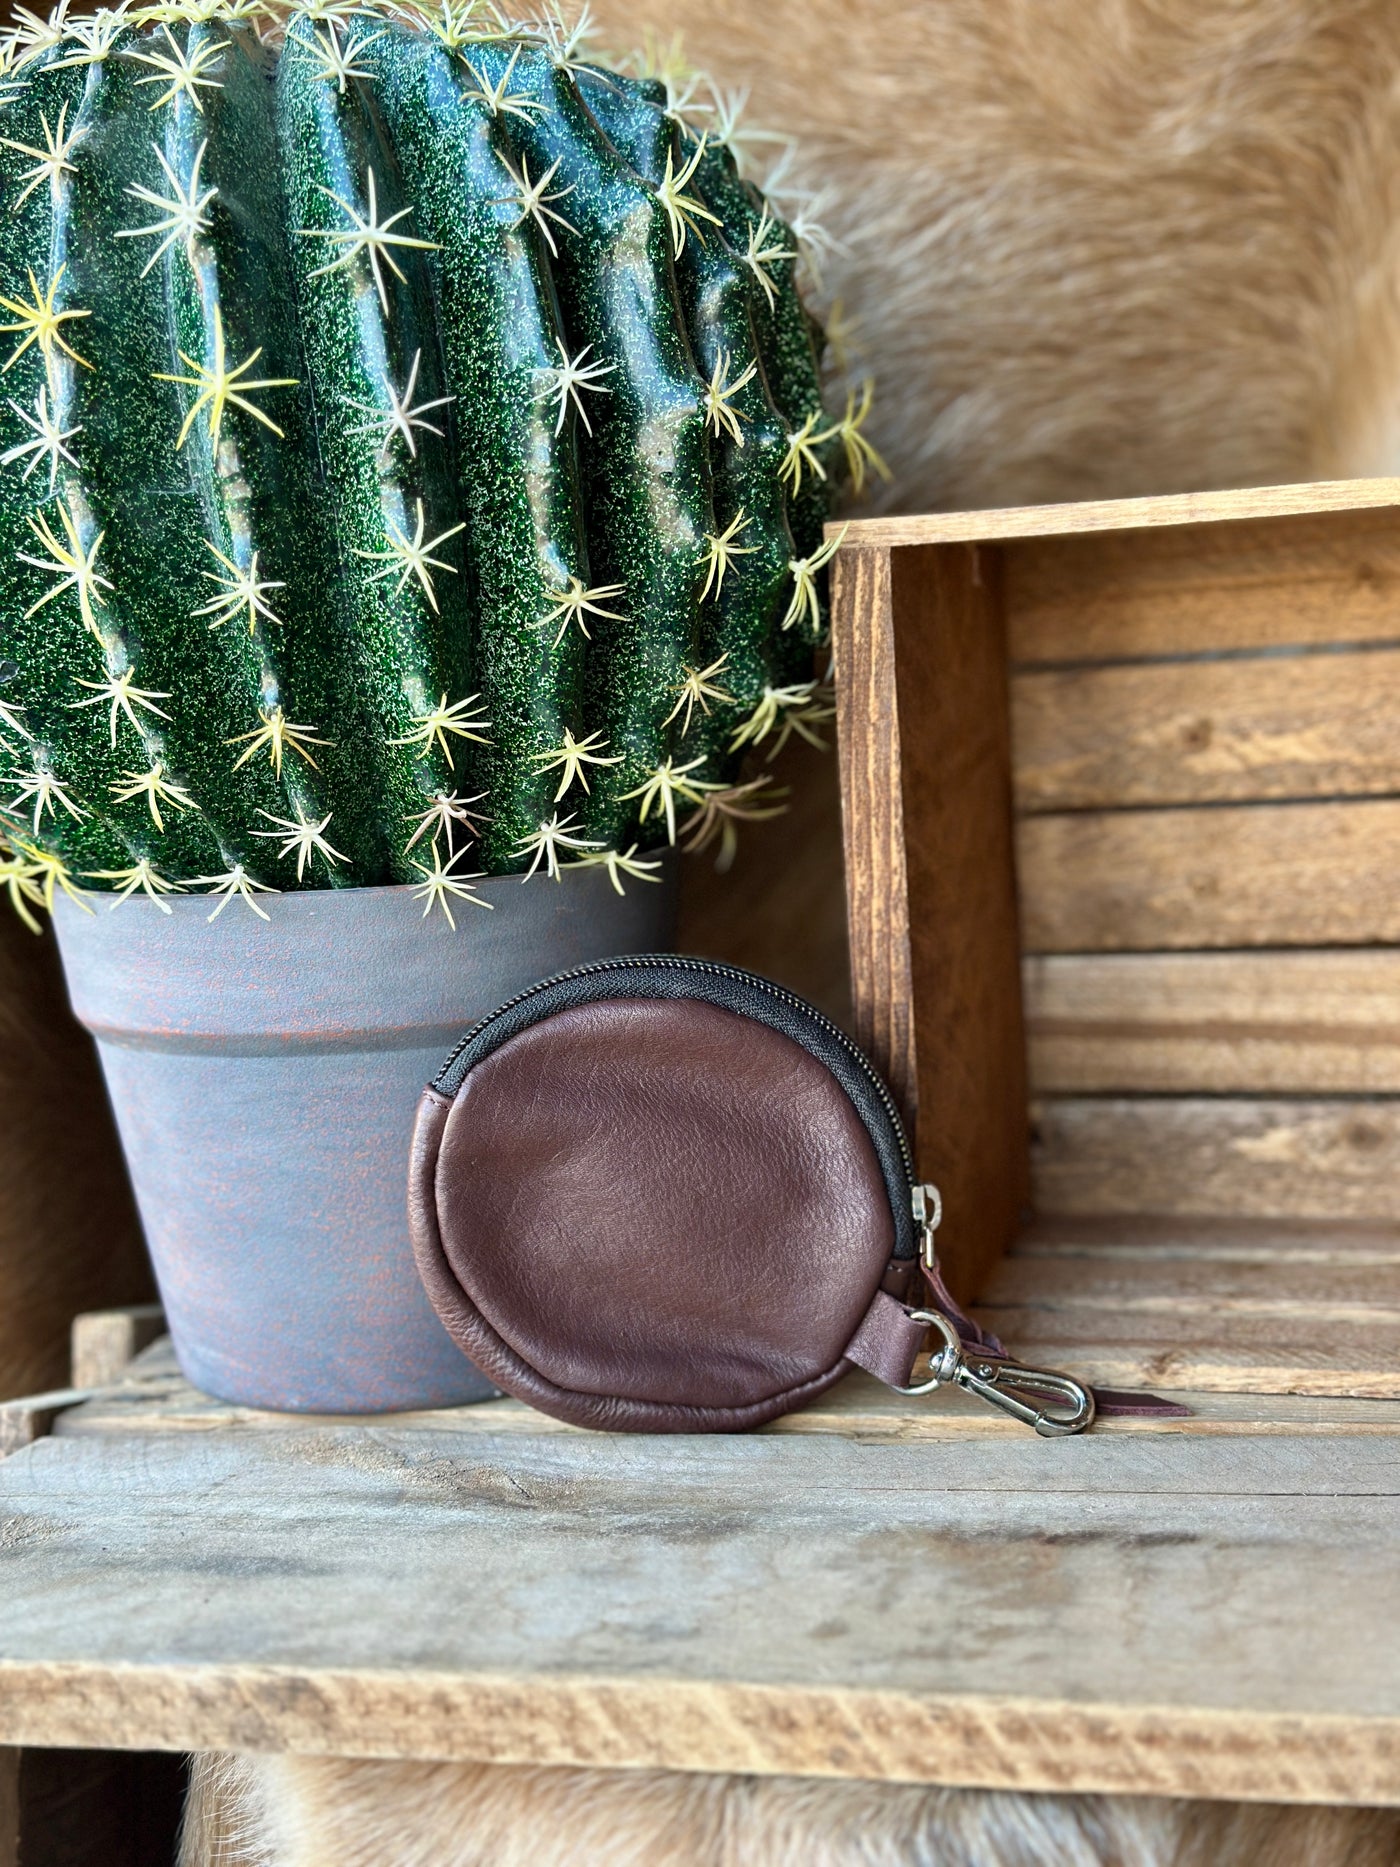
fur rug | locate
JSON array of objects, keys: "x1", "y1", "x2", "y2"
[
  {"x1": 583, "y1": 0, "x2": 1400, "y2": 513},
  {"x1": 180, "y1": 1754, "x2": 1400, "y2": 1866}
]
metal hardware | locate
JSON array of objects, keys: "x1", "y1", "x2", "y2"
[
  {"x1": 895, "y1": 1308, "x2": 1096, "y2": 1437},
  {"x1": 911, "y1": 1182, "x2": 942, "y2": 1269}
]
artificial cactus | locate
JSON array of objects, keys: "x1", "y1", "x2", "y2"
[{"x1": 0, "y1": 0, "x2": 878, "y2": 923}]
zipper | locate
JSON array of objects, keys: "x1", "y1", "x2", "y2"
[{"x1": 438, "y1": 953, "x2": 918, "y2": 1187}]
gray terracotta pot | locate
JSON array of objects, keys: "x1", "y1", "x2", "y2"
[{"x1": 52, "y1": 862, "x2": 677, "y2": 1413}]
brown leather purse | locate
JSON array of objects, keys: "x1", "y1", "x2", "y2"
[{"x1": 409, "y1": 956, "x2": 1177, "y2": 1436}]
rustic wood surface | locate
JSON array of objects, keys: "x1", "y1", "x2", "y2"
[
  {"x1": 1024, "y1": 949, "x2": 1400, "y2": 1095},
  {"x1": 1013, "y1": 648, "x2": 1400, "y2": 812},
  {"x1": 42, "y1": 1332, "x2": 1400, "y2": 1444},
  {"x1": 0, "y1": 1363, "x2": 1397, "y2": 1799},
  {"x1": 832, "y1": 543, "x2": 1028, "y2": 1299},
  {"x1": 1030, "y1": 1097, "x2": 1400, "y2": 1224},
  {"x1": 980, "y1": 1218, "x2": 1400, "y2": 1397},
  {"x1": 831, "y1": 546, "x2": 915, "y2": 1109},
  {"x1": 70, "y1": 1307, "x2": 166, "y2": 1394},
  {"x1": 3, "y1": 1244, "x2": 1399, "y2": 1802},
  {"x1": 1004, "y1": 504, "x2": 1400, "y2": 664},
  {"x1": 832, "y1": 476, "x2": 1400, "y2": 553},
  {"x1": 1017, "y1": 798, "x2": 1400, "y2": 953}
]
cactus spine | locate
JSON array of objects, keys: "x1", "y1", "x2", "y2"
[{"x1": 0, "y1": 0, "x2": 869, "y2": 921}]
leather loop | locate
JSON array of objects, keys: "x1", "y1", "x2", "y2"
[{"x1": 844, "y1": 1290, "x2": 929, "y2": 1387}]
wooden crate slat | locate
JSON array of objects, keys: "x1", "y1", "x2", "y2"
[
  {"x1": 1017, "y1": 1213, "x2": 1400, "y2": 1264},
  {"x1": 1025, "y1": 949, "x2": 1400, "y2": 1094},
  {"x1": 1013, "y1": 648, "x2": 1400, "y2": 813},
  {"x1": 1018, "y1": 798, "x2": 1400, "y2": 952},
  {"x1": 1004, "y1": 506, "x2": 1400, "y2": 666},
  {"x1": 835, "y1": 477, "x2": 1400, "y2": 554},
  {"x1": 38, "y1": 1336, "x2": 1400, "y2": 1444},
  {"x1": 984, "y1": 1305, "x2": 1400, "y2": 1399},
  {"x1": 983, "y1": 1252, "x2": 1400, "y2": 1323},
  {"x1": 984, "y1": 1218, "x2": 1400, "y2": 1400},
  {"x1": 1032, "y1": 1096, "x2": 1400, "y2": 1221},
  {"x1": 4, "y1": 1421, "x2": 1400, "y2": 1801},
  {"x1": 832, "y1": 542, "x2": 1028, "y2": 1298}
]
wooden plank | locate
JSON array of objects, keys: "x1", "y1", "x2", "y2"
[
  {"x1": 3, "y1": 1427, "x2": 1400, "y2": 1802},
  {"x1": 1025, "y1": 950, "x2": 1400, "y2": 1094},
  {"x1": 832, "y1": 547, "x2": 915, "y2": 1115},
  {"x1": 982, "y1": 1217, "x2": 1400, "y2": 1399},
  {"x1": 1031, "y1": 1097, "x2": 1400, "y2": 1222},
  {"x1": 0, "y1": 1389, "x2": 94, "y2": 1461},
  {"x1": 1013, "y1": 649, "x2": 1400, "y2": 812},
  {"x1": 984, "y1": 1251, "x2": 1400, "y2": 1325},
  {"x1": 983, "y1": 1304, "x2": 1400, "y2": 1399},
  {"x1": 1018, "y1": 798, "x2": 1400, "y2": 951},
  {"x1": 70, "y1": 1307, "x2": 165, "y2": 1392},
  {"x1": 1018, "y1": 1213, "x2": 1400, "y2": 1264},
  {"x1": 832, "y1": 477, "x2": 1400, "y2": 552},
  {"x1": 1005, "y1": 505, "x2": 1400, "y2": 666},
  {"x1": 48, "y1": 1338, "x2": 1400, "y2": 1442},
  {"x1": 833, "y1": 543, "x2": 1029, "y2": 1296}
]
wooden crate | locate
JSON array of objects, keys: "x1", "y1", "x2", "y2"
[
  {"x1": 6, "y1": 480, "x2": 1400, "y2": 1815},
  {"x1": 832, "y1": 476, "x2": 1400, "y2": 1402}
]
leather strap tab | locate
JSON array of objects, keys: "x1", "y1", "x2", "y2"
[{"x1": 845, "y1": 1289, "x2": 927, "y2": 1387}]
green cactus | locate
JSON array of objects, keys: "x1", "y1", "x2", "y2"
[{"x1": 0, "y1": 0, "x2": 874, "y2": 923}]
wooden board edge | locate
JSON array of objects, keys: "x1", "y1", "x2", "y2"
[
  {"x1": 830, "y1": 478, "x2": 1400, "y2": 551},
  {"x1": 831, "y1": 543, "x2": 917, "y2": 1120},
  {"x1": 70, "y1": 1307, "x2": 166, "y2": 1392},
  {"x1": 0, "y1": 1390, "x2": 96, "y2": 1461},
  {"x1": 0, "y1": 1664, "x2": 1396, "y2": 1806}
]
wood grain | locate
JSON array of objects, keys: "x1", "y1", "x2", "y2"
[
  {"x1": 1031, "y1": 1097, "x2": 1400, "y2": 1222},
  {"x1": 1018, "y1": 1213, "x2": 1400, "y2": 1264},
  {"x1": 1003, "y1": 505, "x2": 1400, "y2": 666},
  {"x1": 1017, "y1": 799, "x2": 1400, "y2": 952},
  {"x1": 0, "y1": 1388, "x2": 93, "y2": 1460},
  {"x1": 980, "y1": 1218, "x2": 1400, "y2": 1397},
  {"x1": 833, "y1": 477, "x2": 1400, "y2": 553},
  {"x1": 833, "y1": 542, "x2": 1029, "y2": 1297},
  {"x1": 984, "y1": 1250, "x2": 1400, "y2": 1325},
  {"x1": 52, "y1": 1329, "x2": 1400, "y2": 1443},
  {"x1": 1024, "y1": 949, "x2": 1400, "y2": 1094},
  {"x1": 832, "y1": 547, "x2": 914, "y2": 1114},
  {"x1": 1013, "y1": 648, "x2": 1400, "y2": 812},
  {"x1": 982, "y1": 1305, "x2": 1400, "y2": 1399},
  {"x1": 4, "y1": 1423, "x2": 1400, "y2": 1801},
  {"x1": 70, "y1": 1307, "x2": 165, "y2": 1393}
]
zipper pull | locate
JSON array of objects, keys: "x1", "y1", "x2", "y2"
[{"x1": 911, "y1": 1181, "x2": 942, "y2": 1269}]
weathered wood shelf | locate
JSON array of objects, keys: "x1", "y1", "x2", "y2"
[{"x1": 2, "y1": 1218, "x2": 1399, "y2": 1809}]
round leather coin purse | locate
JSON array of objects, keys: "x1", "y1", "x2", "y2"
[{"x1": 408, "y1": 955, "x2": 1102, "y2": 1435}]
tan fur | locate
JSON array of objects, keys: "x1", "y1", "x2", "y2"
[
  {"x1": 180, "y1": 1753, "x2": 1400, "y2": 1866},
  {"x1": 0, "y1": 915, "x2": 151, "y2": 1396},
  {"x1": 174, "y1": 5, "x2": 1400, "y2": 1859},
  {"x1": 584, "y1": 0, "x2": 1400, "y2": 513}
]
